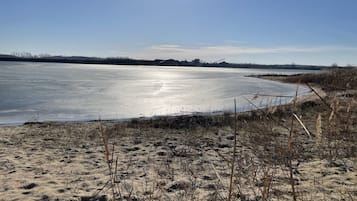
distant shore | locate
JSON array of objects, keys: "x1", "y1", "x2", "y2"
[{"x1": 0, "y1": 55, "x2": 335, "y2": 70}]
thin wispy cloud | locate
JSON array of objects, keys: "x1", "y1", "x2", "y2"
[{"x1": 130, "y1": 44, "x2": 357, "y2": 62}]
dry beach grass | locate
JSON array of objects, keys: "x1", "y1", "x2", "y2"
[{"x1": 0, "y1": 68, "x2": 356, "y2": 201}]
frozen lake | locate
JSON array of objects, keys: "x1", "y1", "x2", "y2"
[{"x1": 0, "y1": 61, "x2": 315, "y2": 124}]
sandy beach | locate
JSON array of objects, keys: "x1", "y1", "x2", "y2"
[{"x1": 0, "y1": 70, "x2": 356, "y2": 201}]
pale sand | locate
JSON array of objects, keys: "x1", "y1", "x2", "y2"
[{"x1": 0, "y1": 85, "x2": 356, "y2": 201}]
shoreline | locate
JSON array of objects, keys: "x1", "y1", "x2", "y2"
[{"x1": 0, "y1": 97, "x2": 300, "y2": 127}]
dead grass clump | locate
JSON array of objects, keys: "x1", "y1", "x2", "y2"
[
  {"x1": 128, "y1": 115, "x2": 233, "y2": 130},
  {"x1": 282, "y1": 68, "x2": 357, "y2": 91}
]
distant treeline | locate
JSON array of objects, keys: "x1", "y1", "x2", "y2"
[{"x1": 0, "y1": 54, "x2": 345, "y2": 70}]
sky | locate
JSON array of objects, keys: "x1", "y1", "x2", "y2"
[{"x1": 1, "y1": 0, "x2": 357, "y2": 65}]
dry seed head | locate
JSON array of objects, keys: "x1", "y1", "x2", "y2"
[
  {"x1": 328, "y1": 110, "x2": 334, "y2": 123},
  {"x1": 355, "y1": 160, "x2": 357, "y2": 176},
  {"x1": 267, "y1": 105, "x2": 275, "y2": 114},
  {"x1": 316, "y1": 113, "x2": 322, "y2": 146},
  {"x1": 346, "y1": 102, "x2": 351, "y2": 113},
  {"x1": 329, "y1": 97, "x2": 339, "y2": 121},
  {"x1": 99, "y1": 122, "x2": 110, "y2": 162},
  {"x1": 335, "y1": 99, "x2": 340, "y2": 112}
]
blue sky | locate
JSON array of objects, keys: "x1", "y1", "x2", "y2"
[{"x1": 1, "y1": 0, "x2": 357, "y2": 65}]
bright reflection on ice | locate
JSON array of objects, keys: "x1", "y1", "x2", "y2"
[{"x1": 0, "y1": 62, "x2": 316, "y2": 124}]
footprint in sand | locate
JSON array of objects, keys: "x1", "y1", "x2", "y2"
[{"x1": 22, "y1": 183, "x2": 37, "y2": 190}]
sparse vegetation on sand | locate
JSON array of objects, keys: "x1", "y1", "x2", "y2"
[{"x1": 0, "y1": 68, "x2": 356, "y2": 201}]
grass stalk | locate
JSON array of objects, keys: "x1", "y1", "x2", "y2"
[
  {"x1": 228, "y1": 99, "x2": 237, "y2": 201},
  {"x1": 99, "y1": 121, "x2": 116, "y2": 200},
  {"x1": 288, "y1": 87, "x2": 298, "y2": 201}
]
